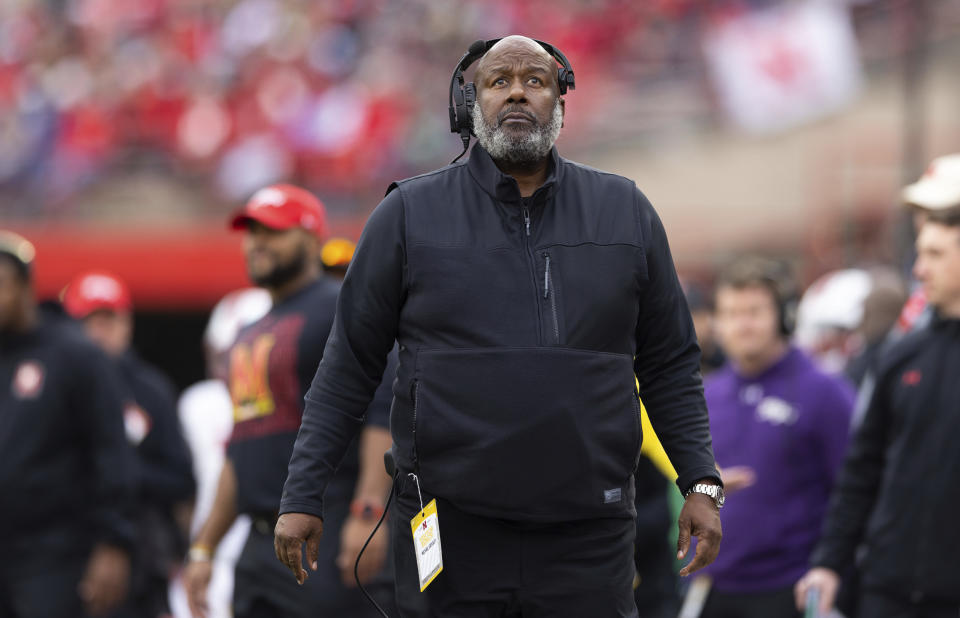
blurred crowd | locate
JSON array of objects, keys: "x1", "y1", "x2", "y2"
[
  {"x1": 0, "y1": 0, "x2": 704, "y2": 213},
  {"x1": 5, "y1": 0, "x2": 955, "y2": 218}
]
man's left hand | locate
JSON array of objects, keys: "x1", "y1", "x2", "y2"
[
  {"x1": 676, "y1": 490, "x2": 722, "y2": 577},
  {"x1": 336, "y1": 514, "x2": 389, "y2": 587}
]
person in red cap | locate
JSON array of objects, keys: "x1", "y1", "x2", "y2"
[
  {"x1": 62, "y1": 271, "x2": 133, "y2": 356},
  {"x1": 183, "y1": 185, "x2": 398, "y2": 618},
  {"x1": 63, "y1": 270, "x2": 196, "y2": 618},
  {"x1": 0, "y1": 231, "x2": 135, "y2": 618}
]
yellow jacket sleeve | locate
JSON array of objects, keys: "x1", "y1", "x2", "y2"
[{"x1": 639, "y1": 399, "x2": 678, "y2": 481}]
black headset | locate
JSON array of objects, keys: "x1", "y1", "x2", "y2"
[
  {"x1": 448, "y1": 38, "x2": 576, "y2": 162},
  {"x1": 757, "y1": 263, "x2": 799, "y2": 337},
  {"x1": 768, "y1": 276, "x2": 798, "y2": 337}
]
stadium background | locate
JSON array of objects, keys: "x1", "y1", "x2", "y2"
[{"x1": 2, "y1": 0, "x2": 959, "y2": 388}]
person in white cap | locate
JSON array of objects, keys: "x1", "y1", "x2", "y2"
[
  {"x1": 896, "y1": 154, "x2": 960, "y2": 333},
  {"x1": 903, "y1": 153, "x2": 960, "y2": 213},
  {"x1": 796, "y1": 162, "x2": 960, "y2": 617}
]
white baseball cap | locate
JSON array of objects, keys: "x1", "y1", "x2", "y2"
[{"x1": 902, "y1": 154, "x2": 960, "y2": 210}]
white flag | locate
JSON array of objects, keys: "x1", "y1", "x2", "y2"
[{"x1": 703, "y1": 1, "x2": 862, "y2": 133}]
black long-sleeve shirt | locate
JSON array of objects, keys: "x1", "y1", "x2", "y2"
[
  {"x1": 811, "y1": 314, "x2": 960, "y2": 603},
  {"x1": 0, "y1": 320, "x2": 135, "y2": 551},
  {"x1": 281, "y1": 144, "x2": 719, "y2": 522}
]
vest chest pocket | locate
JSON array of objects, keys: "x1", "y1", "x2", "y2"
[{"x1": 536, "y1": 243, "x2": 645, "y2": 348}]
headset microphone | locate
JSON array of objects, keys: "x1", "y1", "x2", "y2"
[{"x1": 447, "y1": 37, "x2": 576, "y2": 164}]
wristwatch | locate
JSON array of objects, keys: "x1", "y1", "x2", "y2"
[
  {"x1": 684, "y1": 482, "x2": 725, "y2": 509},
  {"x1": 350, "y1": 499, "x2": 386, "y2": 522}
]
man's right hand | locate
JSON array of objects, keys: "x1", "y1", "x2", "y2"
[
  {"x1": 794, "y1": 567, "x2": 840, "y2": 614},
  {"x1": 183, "y1": 558, "x2": 213, "y2": 618},
  {"x1": 274, "y1": 512, "x2": 324, "y2": 585}
]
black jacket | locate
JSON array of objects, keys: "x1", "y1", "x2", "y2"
[
  {"x1": 281, "y1": 144, "x2": 718, "y2": 522},
  {"x1": 0, "y1": 320, "x2": 134, "y2": 551},
  {"x1": 811, "y1": 314, "x2": 960, "y2": 603}
]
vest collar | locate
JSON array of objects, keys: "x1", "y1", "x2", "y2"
[{"x1": 466, "y1": 142, "x2": 561, "y2": 204}]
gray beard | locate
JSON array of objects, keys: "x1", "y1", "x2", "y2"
[{"x1": 472, "y1": 100, "x2": 562, "y2": 166}]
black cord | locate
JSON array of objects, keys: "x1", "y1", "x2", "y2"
[
  {"x1": 450, "y1": 133, "x2": 470, "y2": 164},
  {"x1": 355, "y1": 471, "x2": 398, "y2": 618}
]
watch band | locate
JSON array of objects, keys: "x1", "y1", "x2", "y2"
[
  {"x1": 684, "y1": 482, "x2": 725, "y2": 509},
  {"x1": 350, "y1": 499, "x2": 386, "y2": 521}
]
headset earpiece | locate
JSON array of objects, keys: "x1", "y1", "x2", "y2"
[
  {"x1": 557, "y1": 67, "x2": 575, "y2": 95},
  {"x1": 462, "y1": 83, "x2": 477, "y2": 130}
]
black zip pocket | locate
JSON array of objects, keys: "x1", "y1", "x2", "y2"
[
  {"x1": 543, "y1": 252, "x2": 560, "y2": 344},
  {"x1": 411, "y1": 379, "x2": 420, "y2": 472},
  {"x1": 631, "y1": 390, "x2": 643, "y2": 472}
]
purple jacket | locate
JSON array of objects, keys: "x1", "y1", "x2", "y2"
[{"x1": 703, "y1": 347, "x2": 854, "y2": 592}]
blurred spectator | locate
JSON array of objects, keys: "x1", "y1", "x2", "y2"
[
  {"x1": 62, "y1": 270, "x2": 196, "y2": 618},
  {"x1": 895, "y1": 153, "x2": 960, "y2": 334},
  {"x1": 169, "y1": 287, "x2": 271, "y2": 618},
  {"x1": 0, "y1": 231, "x2": 134, "y2": 617},
  {"x1": 844, "y1": 267, "x2": 908, "y2": 387},
  {"x1": 684, "y1": 281, "x2": 725, "y2": 376},
  {"x1": 181, "y1": 185, "x2": 396, "y2": 617},
  {"x1": 699, "y1": 257, "x2": 854, "y2": 618},
  {"x1": 794, "y1": 269, "x2": 872, "y2": 375},
  {"x1": 319, "y1": 236, "x2": 356, "y2": 280},
  {"x1": 797, "y1": 206, "x2": 960, "y2": 617}
]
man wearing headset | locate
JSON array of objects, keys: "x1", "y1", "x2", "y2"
[
  {"x1": 275, "y1": 36, "x2": 723, "y2": 617},
  {"x1": 697, "y1": 258, "x2": 854, "y2": 617}
]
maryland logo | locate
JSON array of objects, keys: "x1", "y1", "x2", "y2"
[{"x1": 230, "y1": 334, "x2": 277, "y2": 422}]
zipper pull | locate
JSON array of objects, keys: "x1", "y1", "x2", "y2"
[
  {"x1": 543, "y1": 253, "x2": 551, "y2": 298},
  {"x1": 522, "y1": 206, "x2": 531, "y2": 237}
]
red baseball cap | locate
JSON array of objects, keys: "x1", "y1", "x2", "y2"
[
  {"x1": 229, "y1": 184, "x2": 328, "y2": 239},
  {"x1": 62, "y1": 271, "x2": 132, "y2": 318}
]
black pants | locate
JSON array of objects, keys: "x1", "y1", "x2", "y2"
[
  {"x1": 858, "y1": 590, "x2": 960, "y2": 618},
  {"x1": 233, "y1": 498, "x2": 390, "y2": 618},
  {"x1": 0, "y1": 529, "x2": 90, "y2": 618},
  {"x1": 391, "y1": 473, "x2": 639, "y2": 618},
  {"x1": 700, "y1": 585, "x2": 800, "y2": 618}
]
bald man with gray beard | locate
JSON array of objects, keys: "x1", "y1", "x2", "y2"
[{"x1": 274, "y1": 36, "x2": 723, "y2": 617}]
